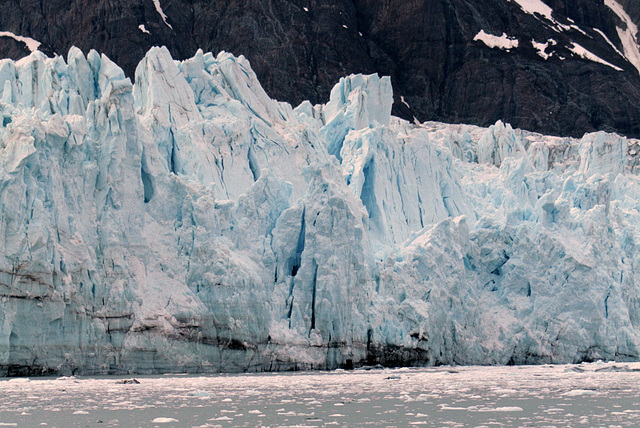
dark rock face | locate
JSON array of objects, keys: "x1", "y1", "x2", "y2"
[
  {"x1": 355, "y1": 0, "x2": 640, "y2": 137},
  {"x1": 1, "y1": 0, "x2": 640, "y2": 138}
]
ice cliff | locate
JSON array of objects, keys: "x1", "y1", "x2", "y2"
[{"x1": 1, "y1": 46, "x2": 640, "y2": 375}]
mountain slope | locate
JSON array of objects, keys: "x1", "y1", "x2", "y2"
[{"x1": 1, "y1": 0, "x2": 640, "y2": 137}]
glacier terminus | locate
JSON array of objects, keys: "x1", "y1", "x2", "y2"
[{"x1": 0, "y1": 46, "x2": 639, "y2": 375}]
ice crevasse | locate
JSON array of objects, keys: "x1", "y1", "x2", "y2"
[{"x1": 0, "y1": 46, "x2": 639, "y2": 375}]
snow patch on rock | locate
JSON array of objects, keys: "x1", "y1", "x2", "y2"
[
  {"x1": 605, "y1": 0, "x2": 640, "y2": 75},
  {"x1": 152, "y1": 0, "x2": 172, "y2": 29},
  {"x1": 0, "y1": 31, "x2": 41, "y2": 52},
  {"x1": 474, "y1": 30, "x2": 519, "y2": 51},
  {"x1": 512, "y1": 0, "x2": 555, "y2": 22},
  {"x1": 568, "y1": 42, "x2": 623, "y2": 71},
  {"x1": 531, "y1": 39, "x2": 554, "y2": 59}
]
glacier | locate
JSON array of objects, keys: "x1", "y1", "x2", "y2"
[{"x1": 0, "y1": 46, "x2": 640, "y2": 375}]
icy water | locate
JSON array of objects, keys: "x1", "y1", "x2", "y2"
[{"x1": 0, "y1": 362, "x2": 639, "y2": 427}]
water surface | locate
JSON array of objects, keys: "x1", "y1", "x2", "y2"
[{"x1": 0, "y1": 362, "x2": 638, "y2": 427}]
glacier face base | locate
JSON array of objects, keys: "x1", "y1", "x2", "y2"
[{"x1": 0, "y1": 47, "x2": 639, "y2": 374}]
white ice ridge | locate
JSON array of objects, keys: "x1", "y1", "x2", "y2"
[
  {"x1": 568, "y1": 42, "x2": 624, "y2": 71},
  {"x1": 605, "y1": 0, "x2": 640, "y2": 76},
  {"x1": 1, "y1": 46, "x2": 640, "y2": 375},
  {"x1": 474, "y1": 30, "x2": 519, "y2": 50},
  {"x1": 152, "y1": 0, "x2": 172, "y2": 29},
  {"x1": 0, "y1": 31, "x2": 41, "y2": 52}
]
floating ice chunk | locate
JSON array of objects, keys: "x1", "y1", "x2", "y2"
[
  {"x1": 152, "y1": 417, "x2": 179, "y2": 423},
  {"x1": 138, "y1": 24, "x2": 150, "y2": 35},
  {"x1": 562, "y1": 389, "x2": 597, "y2": 396},
  {"x1": 439, "y1": 405, "x2": 468, "y2": 410},
  {"x1": 478, "y1": 406, "x2": 524, "y2": 412},
  {"x1": 187, "y1": 391, "x2": 211, "y2": 397}
]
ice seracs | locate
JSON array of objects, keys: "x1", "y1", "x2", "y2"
[{"x1": 0, "y1": 47, "x2": 640, "y2": 374}]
